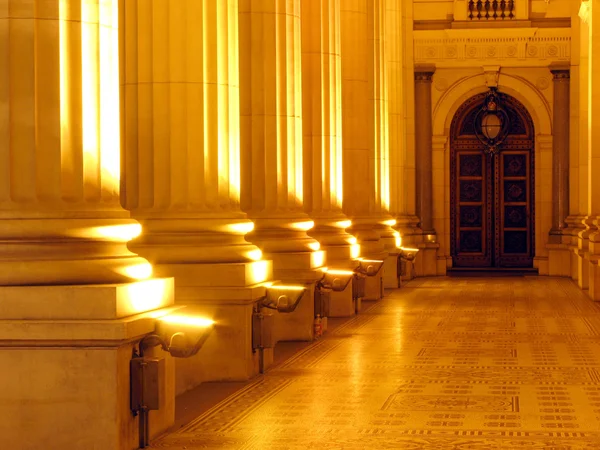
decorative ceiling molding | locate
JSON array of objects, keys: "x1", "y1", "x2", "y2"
[{"x1": 414, "y1": 29, "x2": 571, "y2": 68}]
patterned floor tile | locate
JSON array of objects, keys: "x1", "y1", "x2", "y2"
[{"x1": 152, "y1": 277, "x2": 600, "y2": 449}]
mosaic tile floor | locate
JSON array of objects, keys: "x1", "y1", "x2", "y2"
[{"x1": 152, "y1": 277, "x2": 600, "y2": 449}]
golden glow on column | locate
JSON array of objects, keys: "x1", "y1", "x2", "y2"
[
  {"x1": 59, "y1": 0, "x2": 70, "y2": 153},
  {"x1": 335, "y1": 220, "x2": 352, "y2": 229},
  {"x1": 290, "y1": 221, "x2": 315, "y2": 231},
  {"x1": 250, "y1": 261, "x2": 270, "y2": 284},
  {"x1": 159, "y1": 315, "x2": 215, "y2": 328},
  {"x1": 98, "y1": 0, "x2": 121, "y2": 186},
  {"x1": 126, "y1": 279, "x2": 171, "y2": 313},
  {"x1": 308, "y1": 242, "x2": 322, "y2": 251},
  {"x1": 326, "y1": 269, "x2": 355, "y2": 276},
  {"x1": 246, "y1": 249, "x2": 263, "y2": 261},
  {"x1": 121, "y1": 263, "x2": 153, "y2": 280},
  {"x1": 394, "y1": 231, "x2": 402, "y2": 248},
  {"x1": 91, "y1": 223, "x2": 143, "y2": 241},
  {"x1": 580, "y1": 1, "x2": 590, "y2": 23},
  {"x1": 382, "y1": 219, "x2": 397, "y2": 226},
  {"x1": 351, "y1": 244, "x2": 361, "y2": 259},
  {"x1": 347, "y1": 236, "x2": 358, "y2": 245},
  {"x1": 81, "y1": 0, "x2": 100, "y2": 182},
  {"x1": 226, "y1": 222, "x2": 255, "y2": 234},
  {"x1": 311, "y1": 251, "x2": 325, "y2": 267}
]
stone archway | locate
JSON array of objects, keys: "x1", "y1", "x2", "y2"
[
  {"x1": 430, "y1": 72, "x2": 553, "y2": 274},
  {"x1": 449, "y1": 91, "x2": 535, "y2": 268}
]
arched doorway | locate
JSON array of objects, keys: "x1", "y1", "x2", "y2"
[{"x1": 450, "y1": 91, "x2": 535, "y2": 268}]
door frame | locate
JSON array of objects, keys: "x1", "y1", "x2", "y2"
[{"x1": 449, "y1": 91, "x2": 536, "y2": 268}]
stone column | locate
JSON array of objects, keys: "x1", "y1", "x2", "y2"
[
  {"x1": 577, "y1": 1, "x2": 591, "y2": 288},
  {"x1": 413, "y1": 65, "x2": 440, "y2": 276},
  {"x1": 301, "y1": 0, "x2": 355, "y2": 267},
  {"x1": 414, "y1": 66, "x2": 436, "y2": 237},
  {"x1": 550, "y1": 67, "x2": 571, "y2": 234},
  {"x1": 341, "y1": 0, "x2": 393, "y2": 297},
  {"x1": 120, "y1": 0, "x2": 271, "y2": 391},
  {"x1": 0, "y1": 1, "x2": 174, "y2": 447},
  {"x1": 584, "y1": 0, "x2": 600, "y2": 300},
  {"x1": 239, "y1": 0, "x2": 323, "y2": 341}
]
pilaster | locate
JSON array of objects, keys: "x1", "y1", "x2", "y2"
[{"x1": 547, "y1": 66, "x2": 572, "y2": 277}]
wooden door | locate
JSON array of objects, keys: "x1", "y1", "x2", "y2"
[{"x1": 450, "y1": 92, "x2": 534, "y2": 268}]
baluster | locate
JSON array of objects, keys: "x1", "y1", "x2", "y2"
[
  {"x1": 500, "y1": 0, "x2": 506, "y2": 19},
  {"x1": 468, "y1": 0, "x2": 475, "y2": 19},
  {"x1": 484, "y1": 0, "x2": 490, "y2": 19},
  {"x1": 476, "y1": 0, "x2": 482, "y2": 19},
  {"x1": 492, "y1": 0, "x2": 498, "y2": 19},
  {"x1": 508, "y1": 0, "x2": 514, "y2": 18}
]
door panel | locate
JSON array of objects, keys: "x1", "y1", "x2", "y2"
[
  {"x1": 497, "y1": 151, "x2": 532, "y2": 267},
  {"x1": 453, "y1": 151, "x2": 492, "y2": 267},
  {"x1": 450, "y1": 92, "x2": 534, "y2": 269}
]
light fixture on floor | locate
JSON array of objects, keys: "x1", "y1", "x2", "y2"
[
  {"x1": 253, "y1": 283, "x2": 309, "y2": 373},
  {"x1": 131, "y1": 311, "x2": 215, "y2": 448}
]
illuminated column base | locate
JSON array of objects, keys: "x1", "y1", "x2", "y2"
[
  {"x1": 329, "y1": 288, "x2": 356, "y2": 318},
  {"x1": 0, "y1": 218, "x2": 150, "y2": 286},
  {"x1": 148, "y1": 261, "x2": 273, "y2": 394},
  {"x1": 308, "y1": 214, "x2": 356, "y2": 267},
  {"x1": 364, "y1": 273, "x2": 384, "y2": 301},
  {"x1": 0, "y1": 278, "x2": 175, "y2": 449},
  {"x1": 413, "y1": 243, "x2": 443, "y2": 277}
]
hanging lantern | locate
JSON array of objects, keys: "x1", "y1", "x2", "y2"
[{"x1": 474, "y1": 87, "x2": 510, "y2": 155}]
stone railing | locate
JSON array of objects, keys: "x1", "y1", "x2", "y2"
[{"x1": 468, "y1": 0, "x2": 515, "y2": 20}]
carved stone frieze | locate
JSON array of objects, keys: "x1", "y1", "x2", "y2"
[{"x1": 414, "y1": 29, "x2": 571, "y2": 68}]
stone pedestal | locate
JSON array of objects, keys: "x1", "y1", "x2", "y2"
[
  {"x1": 0, "y1": 280, "x2": 175, "y2": 450},
  {"x1": 329, "y1": 287, "x2": 356, "y2": 318}
]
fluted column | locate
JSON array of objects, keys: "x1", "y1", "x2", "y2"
[
  {"x1": 414, "y1": 66, "x2": 436, "y2": 237},
  {"x1": 0, "y1": 2, "x2": 175, "y2": 447},
  {"x1": 340, "y1": 0, "x2": 392, "y2": 259},
  {"x1": 121, "y1": 0, "x2": 262, "y2": 269},
  {"x1": 239, "y1": 0, "x2": 321, "y2": 265},
  {"x1": 0, "y1": 0, "x2": 147, "y2": 285},
  {"x1": 550, "y1": 67, "x2": 571, "y2": 234},
  {"x1": 301, "y1": 0, "x2": 355, "y2": 265},
  {"x1": 584, "y1": 0, "x2": 600, "y2": 300}
]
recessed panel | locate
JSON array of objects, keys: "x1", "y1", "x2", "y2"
[
  {"x1": 504, "y1": 206, "x2": 527, "y2": 228},
  {"x1": 504, "y1": 231, "x2": 528, "y2": 254},
  {"x1": 460, "y1": 180, "x2": 483, "y2": 202},
  {"x1": 504, "y1": 181, "x2": 527, "y2": 203},
  {"x1": 460, "y1": 231, "x2": 482, "y2": 253},
  {"x1": 460, "y1": 154, "x2": 483, "y2": 177},
  {"x1": 460, "y1": 206, "x2": 483, "y2": 227},
  {"x1": 503, "y1": 154, "x2": 527, "y2": 177}
]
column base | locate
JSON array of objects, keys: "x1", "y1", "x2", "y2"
[
  {"x1": 547, "y1": 243, "x2": 572, "y2": 277},
  {"x1": 414, "y1": 242, "x2": 442, "y2": 276},
  {"x1": 329, "y1": 285, "x2": 355, "y2": 318},
  {"x1": 0, "y1": 279, "x2": 175, "y2": 450},
  {"x1": 383, "y1": 251, "x2": 400, "y2": 289},
  {"x1": 364, "y1": 272, "x2": 384, "y2": 301},
  {"x1": 153, "y1": 261, "x2": 273, "y2": 394}
]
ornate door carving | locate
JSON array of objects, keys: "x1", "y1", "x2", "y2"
[{"x1": 450, "y1": 92, "x2": 534, "y2": 268}]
